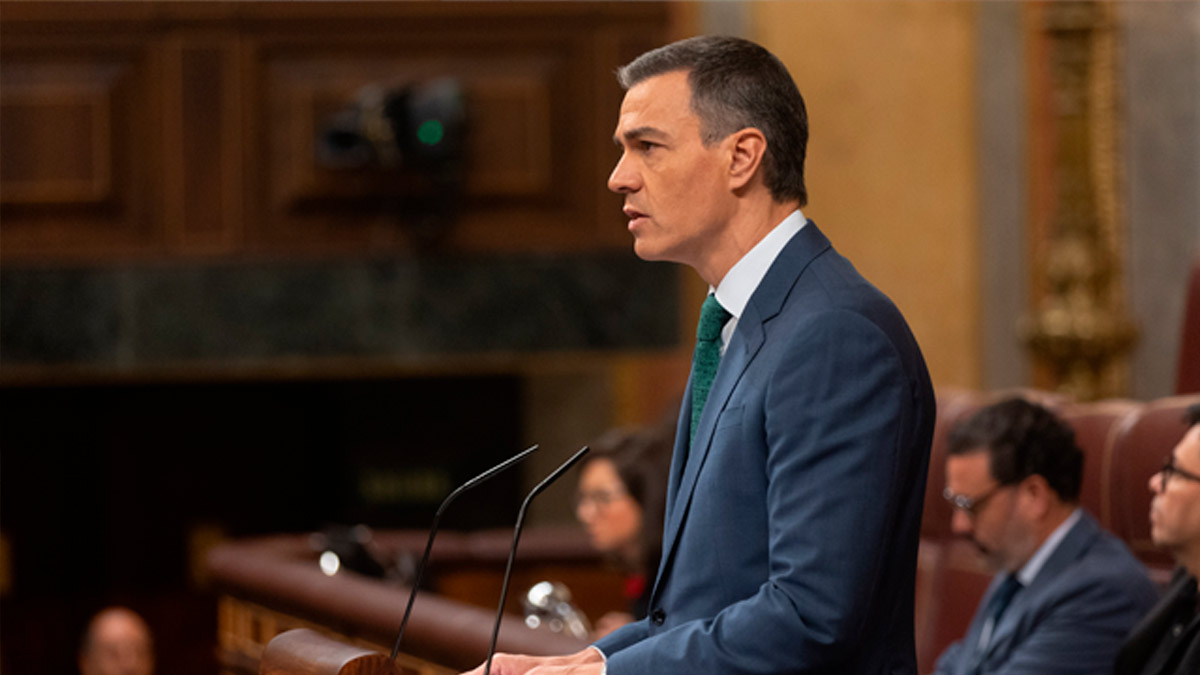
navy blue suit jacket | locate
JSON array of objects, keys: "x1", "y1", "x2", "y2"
[
  {"x1": 594, "y1": 222, "x2": 936, "y2": 673},
  {"x1": 934, "y1": 512, "x2": 1158, "y2": 675}
]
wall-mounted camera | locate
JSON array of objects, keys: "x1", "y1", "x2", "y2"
[{"x1": 317, "y1": 78, "x2": 468, "y2": 244}]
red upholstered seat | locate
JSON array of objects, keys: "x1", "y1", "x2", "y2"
[
  {"x1": 1178, "y1": 253, "x2": 1200, "y2": 394},
  {"x1": 1057, "y1": 399, "x2": 1141, "y2": 531}
]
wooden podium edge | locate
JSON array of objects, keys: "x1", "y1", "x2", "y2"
[{"x1": 260, "y1": 628, "x2": 401, "y2": 675}]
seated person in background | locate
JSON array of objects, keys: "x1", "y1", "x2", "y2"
[
  {"x1": 1114, "y1": 403, "x2": 1200, "y2": 675},
  {"x1": 574, "y1": 424, "x2": 671, "y2": 638},
  {"x1": 78, "y1": 606, "x2": 154, "y2": 675},
  {"x1": 935, "y1": 398, "x2": 1158, "y2": 675}
]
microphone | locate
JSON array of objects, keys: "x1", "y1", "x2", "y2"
[
  {"x1": 389, "y1": 443, "x2": 541, "y2": 660},
  {"x1": 485, "y1": 445, "x2": 591, "y2": 675}
]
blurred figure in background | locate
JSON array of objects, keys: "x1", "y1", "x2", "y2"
[
  {"x1": 935, "y1": 398, "x2": 1156, "y2": 674},
  {"x1": 574, "y1": 422, "x2": 672, "y2": 638},
  {"x1": 78, "y1": 606, "x2": 154, "y2": 675},
  {"x1": 1115, "y1": 403, "x2": 1200, "y2": 675}
]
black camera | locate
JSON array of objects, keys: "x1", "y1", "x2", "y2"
[{"x1": 318, "y1": 78, "x2": 466, "y2": 174}]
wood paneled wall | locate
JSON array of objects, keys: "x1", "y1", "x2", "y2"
[{"x1": 0, "y1": 1, "x2": 669, "y2": 261}]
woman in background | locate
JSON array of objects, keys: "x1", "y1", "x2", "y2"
[{"x1": 574, "y1": 422, "x2": 672, "y2": 638}]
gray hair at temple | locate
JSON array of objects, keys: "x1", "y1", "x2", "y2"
[{"x1": 616, "y1": 35, "x2": 809, "y2": 207}]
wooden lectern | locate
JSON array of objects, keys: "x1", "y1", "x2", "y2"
[
  {"x1": 260, "y1": 629, "x2": 401, "y2": 675},
  {"x1": 208, "y1": 529, "x2": 619, "y2": 673}
]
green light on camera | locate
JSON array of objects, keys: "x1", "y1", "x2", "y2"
[{"x1": 417, "y1": 120, "x2": 444, "y2": 146}]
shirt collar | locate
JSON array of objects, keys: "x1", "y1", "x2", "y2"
[
  {"x1": 712, "y1": 209, "x2": 806, "y2": 320},
  {"x1": 1017, "y1": 507, "x2": 1082, "y2": 586}
]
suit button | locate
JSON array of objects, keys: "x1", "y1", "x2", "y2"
[{"x1": 650, "y1": 609, "x2": 665, "y2": 626}]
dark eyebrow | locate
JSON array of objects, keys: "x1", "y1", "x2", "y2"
[{"x1": 613, "y1": 126, "x2": 666, "y2": 146}]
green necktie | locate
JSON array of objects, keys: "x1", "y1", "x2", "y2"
[{"x1": 690, "y1": 294, "x2": 732, "y2": 446}]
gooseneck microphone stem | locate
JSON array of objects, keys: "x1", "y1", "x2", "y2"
[
  {"x1": 484, "y1": 445, "x2": 590, "y2": 675},
  {"x1": 389, "y1": 443, "x2": 540, "y2": 661}
]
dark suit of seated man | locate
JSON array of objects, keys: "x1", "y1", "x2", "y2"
[
  {"x1": 1114, "y1": 403, "x2": 1200, "y2": 675},
  {"x1": 934, "y1": 399, "x2": 1158, "y2": 675}
]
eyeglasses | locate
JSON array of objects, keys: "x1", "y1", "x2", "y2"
[
  {"x1": 573, "y1": 487, "x2": 628, "y2": 511},
  {"x1": 943, "y1": 483, "x2": 1007, "y2": 516},
  {"x1": 1159, "y1": 456, "x2": 1200, "y2": 486}
]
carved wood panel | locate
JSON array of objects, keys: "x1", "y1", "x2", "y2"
[
  {"x1": 162, "y1": 34, "x2": 244, "y2": 253},
  {"x1": 0, "y1": 2, "x2": 670, "y2": 261},
  {"x1": 0, "y1": 43, "x2": 158, "y2": 256}
]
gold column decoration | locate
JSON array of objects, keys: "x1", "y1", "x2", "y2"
[{"x1": 1021, "y1": 0, "x2": 1136, "y2": 401}]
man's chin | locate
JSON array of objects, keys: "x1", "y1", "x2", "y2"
[
  {"x1": 632, "y1": 238, "x2": 689, "y2": 266},
  {"x1": 1147, "y1": 524, "x2": 1167, "y2": 549},
  {"x1": 972, "y1": 542, "x2": 1005, "y2": 571},
  {"x1": 631, "y1": 240, "x2": 666, "y2": 263}
]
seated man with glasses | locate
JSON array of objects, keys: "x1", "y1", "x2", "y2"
[
  {"x1": 1115, "y1": 403, "x2": 1200, "y2": 675},
  {"x1": 934, "y1": 398, "x2": 1157, "y2": 675}
]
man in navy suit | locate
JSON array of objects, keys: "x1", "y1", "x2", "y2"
[
  {"x1": 935, "y1": 399, "x2": 1157, "y2": 674},
  {"x1": 467, "y1": 35, "x2": 935, "y2": 674}
]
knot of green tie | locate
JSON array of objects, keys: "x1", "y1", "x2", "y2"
[{"x1": 696, "y1": 294, "x2": 732, "y2": 343}]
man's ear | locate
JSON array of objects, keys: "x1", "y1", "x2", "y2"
[
  {"x1": 1019, "y1": 475, "x2": 1054, "y2": 519},
  {"x1": 727, "y1": 127, "x2": 767, "y2": 191}
]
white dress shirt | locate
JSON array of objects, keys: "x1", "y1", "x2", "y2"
[{"x1": 712, "y1": 209, "x2": 807, "y2": 352}]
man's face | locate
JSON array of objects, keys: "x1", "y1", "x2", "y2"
[
  {"x1": 945, "y1": 450, "x2": 1035, "y2": 573},
  {"x1": 79, "y1": 609, "x2": 154, "y2": 675},
  {"x1": 609, "y1": 70, "x2": 735, "y2": 270},
  {"x1": 1148, "y1": 424, "x2": 1200, "y2": 556}
]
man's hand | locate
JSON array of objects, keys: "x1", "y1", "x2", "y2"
[{"x1": 460, "y1": 647, "x2": 604, "y2": 675}]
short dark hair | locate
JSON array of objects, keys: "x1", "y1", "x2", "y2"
[
  {"x1": 947, "y1": 398, "x2": 1084, "y2": 502},
  {"x1": 617, "y1": 35, "x2": 809, "y2": 206},
  {"x1": 1185, "y1": 403, "x2": 1200, "y2": 427}
]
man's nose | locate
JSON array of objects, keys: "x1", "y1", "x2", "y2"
[
  {"x1": 950, "y1": 509, "x2": 972, "y2": 536},
  {"x1": 1148, "y1": 470, "x2": 1164, "y2": 494},
  {"x1": 608, "y1": 153, "x2": 638, "y2": 193}
]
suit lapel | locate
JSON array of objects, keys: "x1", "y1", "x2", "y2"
[
  {"x1": 1143, "y1": 573, "x2": 1200, "y2": 675},
  {"x1": 985, "y1": 514, "x2": 1097, "y2": 656},
  {"x1": 961, "y1": 575, "x2": 1008, "y2": 670},
  {"x1": 1176, "y1": 614, "x2": 1200, "y2": 671},
  {"x1": 663, "y1": 382, "x2": 694, "y2": 525},
  {"x1": 653, "y1": 221, "x2": 832, "y2": 598},
  {"x1": 653, "y1": 321, "x2": 759, "y2": 592}
]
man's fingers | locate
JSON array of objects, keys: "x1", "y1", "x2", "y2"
[
  {"x1": 461, "y1": 648, "x2": 602, "y2": 675},
  {"x1": 460, "y1": 653, "x2": 536, "y2": 675}
]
